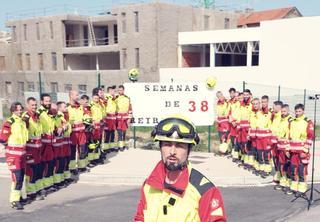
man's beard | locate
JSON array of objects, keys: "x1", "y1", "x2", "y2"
[
  {"x1": 43, "y1": 104, "x2": 51, "y2": 110},
  {"x1": 163, "y1": 158, "x2": 188, "y2": 172}
]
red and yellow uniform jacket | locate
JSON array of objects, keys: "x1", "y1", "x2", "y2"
[
  {"x1": 255, "y1": 107, "x2": 272, "y2": 139},
  {"x1": 67, "y1": 102, "x2": 85, "y2": 133},
  {"x1": 277, "y1": 115, "x2": 292, "y2": 151},
  {"x1": 270, "y1": 111, "x2": 282, "y2": 143},
  {"x1": 239, "y1": 99, "x2": 252, "y2": 130},
  {"x1": 248, "y1": 108, "x2": 259, "y2": 138},
  {"x1": 23, "y1": 110, "x2": 42, "y2": 142},
  {"x1": 228, "y1": 98, "x2": 240, "y2": 124},
  {"x1": 289, "y1": 115, "x2": 314, "y2": 153},
  {"x1": 115, "y1": 94, "x2": 132, "y2": 118},
  {"x1": 216, "y1": 99, "x2": 230, "y2": 133},
  {"x1": 0, "y1": 114, "x2": 28, "y2": 147},
  {"x1": 134, "y1": 161, "x2": 227, "y2": 222}
]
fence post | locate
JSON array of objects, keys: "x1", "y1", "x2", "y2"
[
  {"x1": 242, "y1": 81, "x2": 246, "y2": 91},
  {"x1": 303, "y1": 89, "x2": 307, "y2": 106},
  {"x1": 278, "y1": 85, "x2": 281, "y2": 101},
  {"x1": 208, "y1": 125, "x2": 211, "y2": 153},
  {"x1": 97, "y1": 72, "x2": 101, "y2": 88},
  {"x1": 38, "y1": 72, "x2": 42, "y2": 97},
  {"x1": 133, "y1": 126, "x2": 137, "y2": 148}
]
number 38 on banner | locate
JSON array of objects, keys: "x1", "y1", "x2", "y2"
[{"x1": 188, "y1": 101, "x2": 209, "y2": 112}]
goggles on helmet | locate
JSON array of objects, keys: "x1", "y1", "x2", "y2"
[{"x1": 151, "y1": 117, "x2": 199, "y2": 145}]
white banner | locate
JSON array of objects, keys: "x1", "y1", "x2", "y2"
[{"x1": 124, "y1": 82, "x2": 215, "y2": 126}]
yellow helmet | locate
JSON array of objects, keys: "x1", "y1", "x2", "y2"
[
  {"x1": 151, "y1": 115, "x2": 200, "y2": 146},
  {"x1": 206, "y1": 76, "x2": 217, "y2": 90},
  {"x1": 219, "y1": 142, "x2": 229, "y2": 154},
  {"x1": 128, "y1": 68, "x2": 139, "y2": 82}
]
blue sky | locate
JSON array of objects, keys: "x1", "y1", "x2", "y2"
[{"x1": 1, "y1": 0, "x2": 319, "y2": 30}]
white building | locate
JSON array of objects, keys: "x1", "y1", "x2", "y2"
[{"x1": 160, "y1": 16, "x2": 320, "y2": 92}]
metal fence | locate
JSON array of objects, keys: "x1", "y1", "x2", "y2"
[{"x1": 0, "y1": 72, "x2": 319, "y2": 152}]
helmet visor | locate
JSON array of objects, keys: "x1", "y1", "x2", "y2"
[{"x1": 156, "y1": 118, "x2": 196, "y2": 139}]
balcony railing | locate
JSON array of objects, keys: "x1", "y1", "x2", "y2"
[{"x1": 66, "y1": 37, "x2": 118, "y2": 47}]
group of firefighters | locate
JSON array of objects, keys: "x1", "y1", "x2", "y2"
[
  {"x1": 0, "y1": 85, "x2": 132, "y2": 210},
  {"x1": 216, "y1": 87, "x2": 314, "y2": 196}
]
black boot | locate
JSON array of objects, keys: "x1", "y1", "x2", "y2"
[
  {"x1": 20, "y1": 197, "x2": 32, "y2": 205},
  {"x1": 11, "y1": 201, "x2": 24, "y2": 210},
  {"x1": 36, "y1": 190, "x2": 45, "y2": 200}
]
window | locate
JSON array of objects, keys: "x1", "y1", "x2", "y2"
[
  {"x1": 224, "y1": 18, "x2": 230, "y2": 29},
  {"x1": 25, "y1": 54, "x2": 31, "y2": 71},
  {"x1": 78, "y1": 85, "x2": 87, "y2": 95},
  {"x1": 114, "y1": 24, "x2": 118, "y2": 43},
  {"x1": 38, "y1": 53, "x2": 44, "y2": 70},
  {"x1": 122, "y1": 48, "x2": 127, "y2": 69},
  {"x1": 50, "y1": 21, "x2": 54, "y2": 39},
  {"x1": 215, "y1": 42, "x2": 247, "y2": 67},
  {"x1": 121, "y1": 12, "x2": 126, "y2": 33},
  {"x1": 5, "y1": 82, "x2": 12, "y2": 96},
  {"x1": 51, "y1": 52, "x2": 57, "y2": 71},
  {"x1": 204, "y1": 15, "x2": 210, "y2": 30},
  {"x1": 64, "y1": 84, "x2": 72, "y2": 93},
  {"x1": 23, "y1": 24, "x2": 27, "y2": 41},
  {"x1": 36, "y1": 22, "x2": 40, "y2": 40},
  {"x1": 252, "y1": 41, "x2": 259, "y2": 66},
  {"x1": 27, "y1": 82, "x2": 35, "y2": 92},
  {"x1": 51, "y1": 82, "x2": 58, "y2": 93},
  {"x1": 17, "y1": 54, "x2": 23, "y2": 71},
  {"x1": 134, "y1": 11, "x2": 139, "y2": 32},
  {"x1": 18, "y1": 82, "x2": 24, "y2": 96},
  {"x1": 0, "y1": 56, "x2": 5, "y2": 71},
  {"x1": 135, "y1": 48, "x2": 140, "y2": 68},
  {"x1": 12, "y1": 26, "x2": 16, "y2": 42}
]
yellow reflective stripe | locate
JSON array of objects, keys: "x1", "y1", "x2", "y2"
[
  {"x1": 6, "y1": 150, "x2": 26, "y2": 155},
  {"x1": 256, "y1": 133, "x2": 272, "y2": 137},
  {"x1": 106, "y1": 117, "x2": 117, "y2": 120},
  {"x1": 211, "y1": 207, "x2": 223, "y2": 216},
  {"x1": 29, "y1": 136, "x2": 41, "y2": 140},
  {"x1": 53, "y1": 142, "x2": 64, "y2": 147},
  {"x1": 41, "y1": 139, "x2": 52, "y2": 143},
  {"x1": 72, "y1": 126, "x2": 85, "y2": 132},
  {"x1": 7, "y1": 144, "x2": 25, "y2": 148},
  {"x1": 26, "y1": 143, "x2": 42, "y2": 148},
  {"x1": 26, "y1": 159, "x2": 35, "y2": 164}
]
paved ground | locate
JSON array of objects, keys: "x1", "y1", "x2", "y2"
[
  {"x1": 1, "y1": 177, "x2": 319, "y2": 222},
  {"x1": 1, "y1": 144, "x2": 320, "y2": 221},
  {"x1": 2, "y1": 144, "x2": 320, "y2": 186}
]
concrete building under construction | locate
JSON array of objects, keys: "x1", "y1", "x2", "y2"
[{"x1": 0, "y1": 2, "x2": 240, "y2": 101}]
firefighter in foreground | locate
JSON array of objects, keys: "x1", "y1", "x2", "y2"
[
  {"x1": 134, "y1": 115, "x2": 227, "y2": 222},
  {"x1": 0, "y1": 102, "x2": 28, "y2": 210}
]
